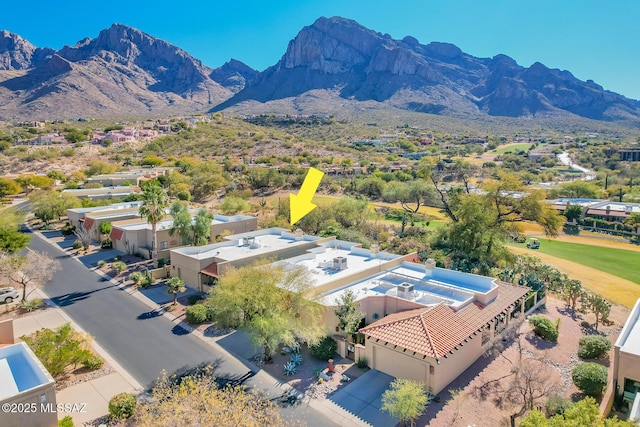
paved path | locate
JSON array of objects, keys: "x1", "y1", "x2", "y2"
[
  {"x1": 12, "y1": 303, "x2": 140, "y2": 424},
  {"x1": 29, "y1": 230, "x2": 355, "y2": 426}
]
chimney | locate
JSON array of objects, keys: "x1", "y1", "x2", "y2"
[
  {"x1": 425, "y1": 259, "x2": 436, "y2": 270},
  {"x1": 370, "y1": 243, "x2": 379, "y2": 257},
  {"x1": 295, "y1": 228, "x2": 303, "y2": 241}
]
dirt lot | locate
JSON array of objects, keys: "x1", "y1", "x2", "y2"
[{"x1": 416, "y1": 296, "x2": 628, "y2": 427}]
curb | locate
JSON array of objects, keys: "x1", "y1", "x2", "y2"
[
  {"x1": 27, "y1": 229, "x2": 143, "y2": 392},
  {"x1": 32, "y1": 229, "x2": 368, "y2": 427}
]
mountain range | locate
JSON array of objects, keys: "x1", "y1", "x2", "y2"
[{"x1": 1, "y1": 17, "x2": 639, "y2": 121}]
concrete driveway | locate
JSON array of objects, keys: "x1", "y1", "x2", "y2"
[
  {"x1": 329, "y1": 369, "x2": 397, "y2": 427},
  {"x1": 139, "y1": 284, "x2": 200, "y2": 305}
]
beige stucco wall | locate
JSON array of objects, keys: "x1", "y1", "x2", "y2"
[
  {"x1": 0, "y1": 318, "x2": 14, "y2": 344},
  {"x1": 67, "y1": 211, "x2": 83, "y2": 228},
  {"x1": 0, "y1": 382, "x2": 57, "y2": 427},
  {"x1": 430, "y1": 332, "x2": 483, "y2": 394},
  {"x1": 615, "y1": 350, "x2": 640, "y2": 396},
  {"x1": 211, "y1": 218, "x2": 257, "y2": 241},
  {"x1": 169, "y1": 251, "x2": 207, "y2": 289}
]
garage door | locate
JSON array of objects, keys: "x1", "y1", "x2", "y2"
[{"x1": 372, "y1": 343, "x2": 428, "y2": 386}]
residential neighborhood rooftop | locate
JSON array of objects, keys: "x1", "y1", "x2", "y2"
[
  {"x1": 0, "y1": 342, "x2": 55, "y2": 400},
  {"x1": 276, "y1": 240, "x2": 402, "y2": 288},
  {"x1": 67, "y1": 201, "x2": 143, "y2": 215},
  {"x1": 320, "y1": 261, "x2": 499, "y2": 309},
  {"x1": 172, "y1": 228, "x2": 324, "y2": 261},
  {"x1": 615, "y1": 298, "x2": 640, "y2": 357},
  {"x1": 359, "y1": 280, "x2": 529, "y2": 360}
]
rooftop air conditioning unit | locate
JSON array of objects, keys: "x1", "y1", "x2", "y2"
[
  {"x1": 333, "y1": 256, "x2": 347, "y2": 270},
  {"x1": 397, "y1": 283, "x2": 414, "y2": 299}
]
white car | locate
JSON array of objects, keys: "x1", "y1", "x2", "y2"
[{"x1": 0, "y1": 287, "x2": 19, "y2": 304}]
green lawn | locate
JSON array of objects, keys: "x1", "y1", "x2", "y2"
[
  {"x1": 492, "y1": 143, "x2": 533, "y2": 154},
  {"x1": 516, "y1": 238, "x2": 640, "y2": 285}
]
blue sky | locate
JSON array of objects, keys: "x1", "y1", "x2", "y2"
[{"x1": 3, "y1": 0, "x2": 639, "y2": 99}]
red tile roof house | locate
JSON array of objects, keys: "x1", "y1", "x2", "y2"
[{"x1": 321, "y1": 260, "x2": 540, "y2": 395}]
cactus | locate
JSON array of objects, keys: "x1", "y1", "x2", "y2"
[
  {"x1": 283, "y1": 361, "x2": 297, "y2": 376},
  {"x1": 291, "y1": 353, "x2": 303, "y2": 366}
]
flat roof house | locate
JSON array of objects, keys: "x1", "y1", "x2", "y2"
[
  {"x1": 62, "y1": 186, "x2": 140, "y2": 201},
  {"x1": 112, "y1": 214, "x2": 257, "y2": 261},
  {"x1": 0, "y1": 342, "x2": 57, "y2": 427},
  {"x1": 84, "y1": 168, "x2": 173, "y2": 187},
  {"x1": 170, "y1": 228, "x2": 328, "y2": 291},
  {"x1": 67, "y1": 201, "x2": 144, "y2": 228},
  {"x1": 614, "y1": 299, "x2": 640, "y2": 415}
]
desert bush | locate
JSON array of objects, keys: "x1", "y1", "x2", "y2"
[
  {"x1": 578, "y1": 335, "x2": 612, "y2": 359},
  {"x1": 357, "y1": 357, "x2": 368, "y2": 369},
  {"x1": 100, "y1": 238, "x2": 113, "y2": 249},
  {"x1": 82, "y1": 354, "x2": 104, "y2": 370},
  {"x1": 187, "y1": 294, "x2": 204, "y2": 305},
  {"x1": 529, "y1": 315, "x2": 558, "y2": 342},
  {"x1": 112, "y1": 261, "x2": 127, "y2": 274},
  {"x1": 108, "y1": 392, "x2": 137, "y2": 420},
  {"x1": 97, "y1": 260, "x2": 106, "y2": 267},
  {"x1": 72, "y1": 240, "x2": 82, "y2": 250},
  {"x1": 128, "y1": 271, "x2": 145, "y2": 287},
  {"x1": 19, "y1": 299, "x2": 44, "y2": 312},
  {"x1": 545, "y1": 394, "x2": 571, "y2": 416},
  {"x1": 157, "y1": 258, "x2": 167, "y2": 268},
  {"x1": 20, "y1": 323, "x2": 92, "y2": 378},
  {"x1": 61, "y1": 224, "x2": 76, "y2": 236},
  {"x1": 58, "y1": 415, "x2": 74, "y2": 427},
  {"x1": 310, "y1": 336, "x2": 337, "y2": 361},
  {"x1": 141, "y1": 274, "x2": 155, "y2": 288},
  {"x1": 185, "y1": 305, "x2": 208, "y2": 324},
  {"x1": 572, "y1": 362, "x2": 608, "y2": 396}
]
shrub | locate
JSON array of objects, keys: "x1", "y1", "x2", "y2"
[
  {"x1": 82, "y1": 354, "x2": 104, "y2": 370},
  {"x1": 128, "y1": 271, "x2": 145, "y2": 287},
  {"x1": 72, "y1": 240, "x2": 82, "y2": 250},
  {"x1": 205, "y1": 304, "x2": 216, "y2": 321},
  {"x1": 529, "y1": 315, "x2": 558, "y2": 342},
  {"x1": 157, "y1": 258, "x2": 167, "y2": 268},
  {"x1": 578, "y1": 335, "x2": 612, "y2": 359},
  {"x1": 141, "y1": 274, "x2": 155, "y2": 288},
  {"x1": 61, "y1": 224, "x2": 76, "y2": 236},
  {"x1": 185, "y1": 305, "x2": 207, "y2": 324},
  {"x1": 112, "y1": 261, "x2": 127, "y2": 274},
  {"x1": 109, "y1": 392, "x2": 137, "y2": 420},
  {"x1": 310, "y1": 336, "x2": 337, "y2": 361},
  {"x1": 19, "y1": 299, "x2": 44, "y2": 312},
  {"x1": 357, "y1": 357, "x2": 368, "y2": 369},
  {"x1": 20, "y1": 323, "x2": 92, "y2": 378},
  {"x1": 572, "y1": 362, "x2": 608, "y2": 396},
  {"x1": 187, "y1": 294, "x2": 204, "y2": 305},
  {"x1": 545, "y1": 394, "x2": 571, "y2": 416},
  {"x1": 58, "y1": 415, "x2": 74, "y2": 427},
  {"x1": 100, "y1": 238, "x2": 113, "y2": 249},
  {"x1": 97, "y1": 260, "x2": 106, "y2": 267}
]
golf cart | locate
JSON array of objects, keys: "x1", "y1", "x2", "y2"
[{"x1": 526, "y1": 238, "x2": 540, "y2": 249}]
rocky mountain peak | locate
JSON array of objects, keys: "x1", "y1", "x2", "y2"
[
  {"x1": 209, "y1": 59, "x2": 258, "y2": 92},
  {"x1": 0, "y1": 30, "x2": 54, "y2": 70}
]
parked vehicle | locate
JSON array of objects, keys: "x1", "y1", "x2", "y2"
[
  {"x1": 526, "y1": 238, "x2": 540, "y2": 249},
  {"x1": 0, "y1": 286, "x2": 19, "y2": 304}
]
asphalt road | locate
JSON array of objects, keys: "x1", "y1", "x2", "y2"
[{"x1": 28, "y1": 231, "x2": 338, "y2": 426}]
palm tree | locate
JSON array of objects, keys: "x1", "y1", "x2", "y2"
[
  {"x1": 166, "y1": 277, "x2": 186, "y2": 306},
  {"x1": 139, "y1": 184, "x2": 170, "y2": 266}
]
